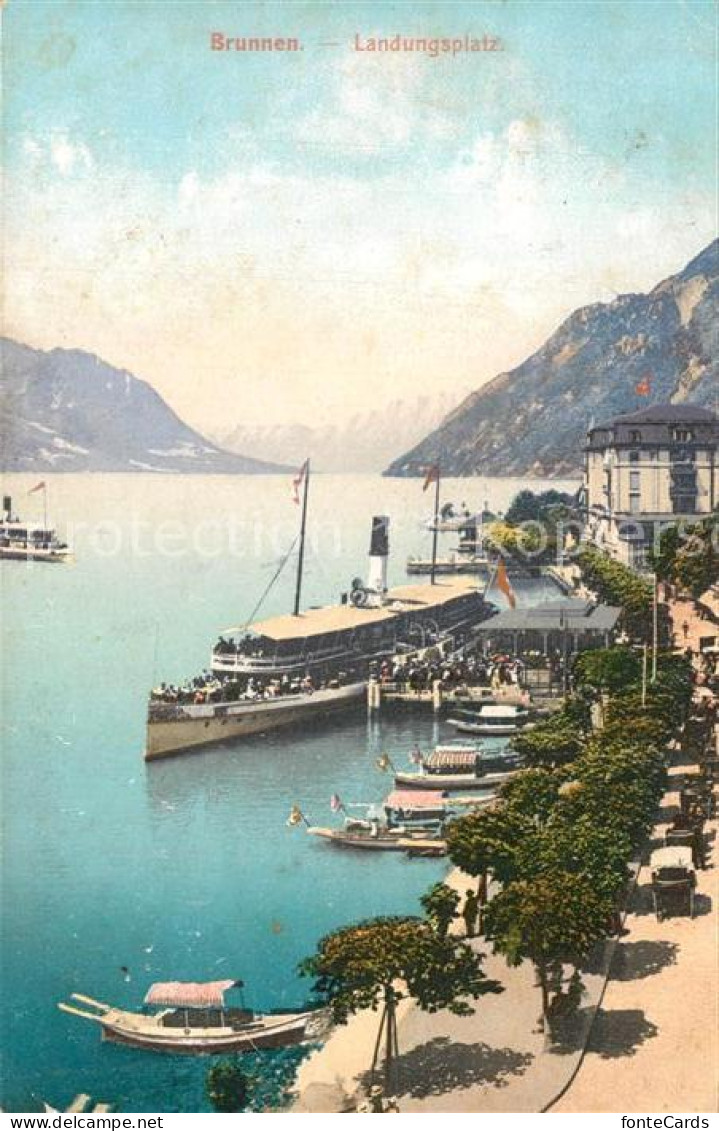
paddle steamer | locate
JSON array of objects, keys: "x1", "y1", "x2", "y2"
[
  {"x1": 146, "y1": 466, "x2": 491, "y2": 759},
  {"x1": 0, "y1": 492, "x2": 71, "y2": 563}
]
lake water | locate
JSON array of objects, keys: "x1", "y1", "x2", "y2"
[{"x1": 0, "y1": 473, "x2": 579, "y2": 1112}]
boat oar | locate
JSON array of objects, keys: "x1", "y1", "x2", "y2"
[
  {"x1": 58, "y1": 1002, "x2": 105, "y2": 1023},
  {"x1": 71, "y1": 993, "x2": 110, "y2": 1011}
]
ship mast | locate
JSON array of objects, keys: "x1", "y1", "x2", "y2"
[
  {"x1": 293, "y1": 459, "x2": 310, "y2": 616},
  {"x1": 430, "y1": 466, "x2": 441, "y2": 585}
]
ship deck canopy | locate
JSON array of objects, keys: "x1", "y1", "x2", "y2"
[
  {"x1": 222, "y1": 579, "x2": 482, "y2": 642},
  {"x1": 144, "y1": 980, "x2": 239, "y2": 1009},
  {"x1": 385, "y1": 790, "x2": 447, "y2": 809},
  {"x1": 425, "y1": 748, "x2": 479, "y2": 769}
]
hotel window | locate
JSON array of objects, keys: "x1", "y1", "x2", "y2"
[
  {"x1": 629, "y1": 469, "x2": 641, "y2": 514},
  {"x1": 629, "y1": 450, "x2": 640, "y2": 463},
  {"x1": 629, "y1": 430, "x2": 642, "y2": 442},
  {"x1": 672, "y1": 427, "x2": 694, "y2": 442}
]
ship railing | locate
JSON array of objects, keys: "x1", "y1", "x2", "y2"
[{"x1": 211, "y1": 654, "x2": 284, "y2": 671}]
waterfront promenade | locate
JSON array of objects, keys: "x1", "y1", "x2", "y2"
[{"x1": 292, "y1": 754, "x2": 717, "y2": 1113}]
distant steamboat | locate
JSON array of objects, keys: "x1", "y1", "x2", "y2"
[
  {"x1": 146, "y1": 468, "x2": 490, "y2": 758},
  {"x1": 0, "y1": 492, "x2": 71, "y2": 563}
]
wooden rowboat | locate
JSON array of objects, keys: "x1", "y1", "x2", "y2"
[
  {"x1": 308, "y1": 825, "x2": 447, "y2": 856},
  {"x1": 58, "y1": 982, "x2": 326, "y2": 1055}
]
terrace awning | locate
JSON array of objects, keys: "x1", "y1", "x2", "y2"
[{"x1": 144, "y1": 980, "x2": 238, "y2": 1009}]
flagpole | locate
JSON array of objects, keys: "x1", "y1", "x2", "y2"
[
  {"x1": 293, "y1": 460, "x2": 310, "y2": 617},
  {"x1": 430, "y1": 467, "x2": 440, "y2": 586},
  {"x1": 651, "y1": 571, "x2": 658, "y2": 682},
  {"x1": 43, "y1": 483, "x2": 48, "y2": 532}
]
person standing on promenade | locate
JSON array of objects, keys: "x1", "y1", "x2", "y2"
[{"x1": 462, "y1": 889, "x2": 480, "y2": 938}]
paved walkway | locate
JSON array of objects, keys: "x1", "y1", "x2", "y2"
[
  {"x1": 292, "y1": 740, "x2": 717, "y2": 1114},
  {"x1": 554, "y1": 761, "x2": 717, "y2": 1113}
]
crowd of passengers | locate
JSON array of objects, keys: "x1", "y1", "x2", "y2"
[
  {"x1": 213, "y1": 634, "x2": 268, "y2": 658},
  {"x1": 151, "y1": 669, "x2": 357, "y2": 705},
  {"x1": 375, "y1": 653, "x2": 525, "y2": 691}
]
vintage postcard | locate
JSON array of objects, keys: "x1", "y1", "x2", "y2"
[{"x1": 1, "y1": 0, "x2": 717, "y2": 1120}]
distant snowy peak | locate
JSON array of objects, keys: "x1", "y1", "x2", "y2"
[{"x1": 215, "y1": 392, "x2": 467, "y2": 473}]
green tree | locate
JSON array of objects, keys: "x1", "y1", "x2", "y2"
[
  {"x1": 650, "y1": 514, "x2": 717, "y2": 598},
  {"x1": 299, "y1": 916, "x2": 502, "y2": 1088},
  {"x1": 518, "y1": 813, "x2": 631, "y2": 907},
  {"x1": 573, "y1": 646, "x2": 642, "y2": 696},
  {"x1": 511, "y1": 716, "x2": 585, "y2": 768},
  {"x1": 420, "y1": 881, "x2": 461, "y2": 939},
  {"x1": 497, "y1": 766, "x2": 566, "y2": 825},
  {"x1": 446, "y1": 802, "x2": 535, "y2": 888},
  {"x1": 484, "y1": 873, "x2": 611, "y2": 1033},
  {"x1": 206, "y1": 1059, "x2": 253, "y2": 1112}
]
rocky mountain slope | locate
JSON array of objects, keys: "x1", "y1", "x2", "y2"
[
  {"x1": 0, "y1": 339, "x2": 286, "y2": 474},
  {"x1": 385, "y1": 239, "x2": 718, "y2": 478}
]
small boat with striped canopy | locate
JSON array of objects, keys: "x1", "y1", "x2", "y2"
[
  {"x1": 58, "y1": 981, "x2": 325, "y2": 1055},
  {"x1": 394, "y1": 744, "x2": 522, "y2": 791}
]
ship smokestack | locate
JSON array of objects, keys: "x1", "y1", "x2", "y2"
[{"x1": 367, "y1": 515, "x2": 389, "y2": 594}]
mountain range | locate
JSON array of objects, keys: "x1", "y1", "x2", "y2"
[
  {"x1": 385, "y1": 239, "x2": 718, "y2": 478},
  {"x1": 0, "y1": 339, "x2": 286, "y2": 474},
  {"x1": 212, "y1": 392, "x2": 468, "y2": 473}
]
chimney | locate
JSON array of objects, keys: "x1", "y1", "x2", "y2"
[
  {"x1": 367, "y1": 515, "x2": 389, "y2": 593},
  {"x1": 2, "y1": 496, "x2": 11, "y2": 519}
]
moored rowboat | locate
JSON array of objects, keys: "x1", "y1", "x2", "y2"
[{"x1": 58, "y1": 982, "x2": 326, "y2": 1055}]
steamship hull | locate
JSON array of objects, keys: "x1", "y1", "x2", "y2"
[
  {"x1": 145, "y1": 682, "x2": 366, "y2": 760},
  {"x1": 146, "y1": 511, "x2": 491, "y2": 760}
]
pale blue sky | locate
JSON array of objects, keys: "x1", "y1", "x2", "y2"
[{"x1": 4, "y1": 0, "x2": 717, "y2": 430}]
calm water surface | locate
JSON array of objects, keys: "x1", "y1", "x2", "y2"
[{"x1": 0, "y1": 473, "x2": 578, "y2": 1111}]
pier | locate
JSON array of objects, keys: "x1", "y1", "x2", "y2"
[{"x1": 368, "y1": 678, "x2": 533, "y2": 713}]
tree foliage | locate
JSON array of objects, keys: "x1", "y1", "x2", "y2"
[
  {"x1": 299, "y1": 916, "x2": 502, "y2": 1025},
  {"x1": 484, "y1": 872, "x2": 611, "y2": 1028},
  {"x1": 420, "y1": 882, "x2": 461, "y2": 939},
  {"x1": 573, "y1": 646, "x2": 642, "y2": 696},
  {"x1": 446, "y1": 803, "x2": 535, "y2": 885},
  {"x1": 206, "y1": 1060, "x2": 253, "y2": 1112},
  {"x1": 574, "y1": 546, "x2": 655, "y2": 640},
  {"x1": 649, "y1": 514, "x2": 718, "y2": 598},
  {"x1": 505, "y1": 489, "x2": 576, "y2": 526}
]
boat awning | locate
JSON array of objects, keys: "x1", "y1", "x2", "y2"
[
  {"x1": 385, "y1": 790, "x2": 447, "y2": 809},
  {"x1": 478, "y1": 705, "x2": 526, "y2": 718},
  {"x1": 144, "y1": 980, "x2": 238, "y2": 1008},
  {"x1": 426, "y1": 748, "x2": 479, "y2": 769}
]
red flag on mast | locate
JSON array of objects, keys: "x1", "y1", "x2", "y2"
[
  {"x1": 292, "y1": 460, "x2": 309, "y2": 505},
  {"x1": 28, "y1": 481, "x2": 46, "y2": 494},
  {"x1": 423, "y1": 464, "x2": 440, "y2": 492},
  {"x1": 496, "y1": 558, "x2": 517, "y2": 609}
]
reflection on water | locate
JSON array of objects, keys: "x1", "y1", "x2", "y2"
[{"x1": 0, "y1": 473, "x2": 576, "y2": 1112}]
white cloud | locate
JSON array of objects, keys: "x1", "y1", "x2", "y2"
[
  {"x1": 293, "y1": 52, "x2": 454, "y2": 155},
  {"x1": 5, "y1": 113, "x2": 715, "y2": 433},
  {"x1": 21, "y1": 130, "x2": 94, "y2": 176}
]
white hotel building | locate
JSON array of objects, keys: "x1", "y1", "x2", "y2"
[{"x1": 583, "y1": 404, "x2": 718, "y2": 569}]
